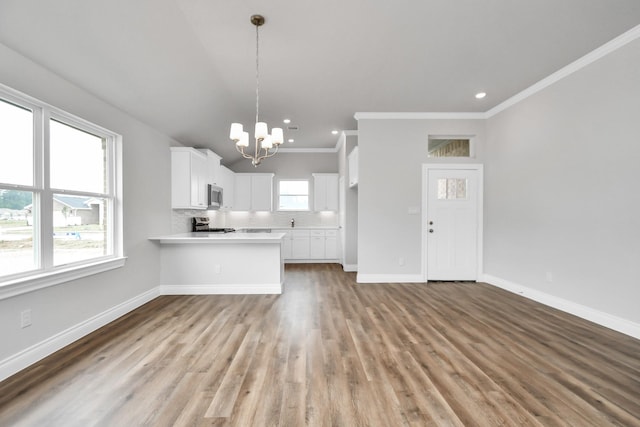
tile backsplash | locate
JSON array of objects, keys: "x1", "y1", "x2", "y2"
[{"x1": 171, "y1": 209, "x2": 339, "y2": 233}]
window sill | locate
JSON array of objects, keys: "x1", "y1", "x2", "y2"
[{"x1": 0, "y1": 257, "x2": 127, "y2": 301}]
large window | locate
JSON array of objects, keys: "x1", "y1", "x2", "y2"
[
  {"x1": 278, "y1": 180, "x2": 309, "y2": 211},
  {"x1": 0, "y1": 84, "x2": 122, "y2": 290}
]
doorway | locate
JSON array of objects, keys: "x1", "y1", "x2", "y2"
[{"x1": 423, "y1": 164, "x2": 483, "y2": 281}]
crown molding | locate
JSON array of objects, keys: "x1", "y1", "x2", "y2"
[
  {"x1": 354, "y1": 112, "x2": 487, "y2": 120},
  {"x1": 277, "y1": 147, "x2": 339, "y2": 154},
  {"x1": 354, "y1": 24, "x2": 640, "y2": 122},
  {"x1": 486, "y1": 23, "x2": 640, "y2": 118}
]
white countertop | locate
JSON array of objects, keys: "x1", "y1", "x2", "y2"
[
  {"x1": 241, "y1": 226, "x2": 340, "y2": 230},
  {"x1": 149, "y1": 232, "x2": 285, "y2": 244}
]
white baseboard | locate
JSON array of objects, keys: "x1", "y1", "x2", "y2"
[
  {"x1": 284, "y1": 259, "x2": 340, "y2": 264},
  {"x1": 482, "y1": 274, "x2": 640, "y2": 340},
  {"x1": 160, "y1": 283, "x2": 283, "y2": 295},
  {"x1": 0, "y1": 287, "x2": 160, "y2": 382},
  {"x1": 357, "y1": 273, "x2": 425, "y2": 284},
  {"x1": 342, "y1": 264, "x2": 358, "y2": 272}
]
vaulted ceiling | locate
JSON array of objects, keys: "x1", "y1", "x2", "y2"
[{"x1": 1, "y1": 0, "x2": 639, "y2": 164}]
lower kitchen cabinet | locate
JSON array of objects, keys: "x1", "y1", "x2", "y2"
[
  {"x1": 291, "y1": 230, "x2": 311, "y2": 259},
  {"x1": 274, "y1": 228, "x2": 338, "y2": 262}
]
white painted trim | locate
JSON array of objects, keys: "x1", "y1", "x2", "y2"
[
  {"x1": 0, "y1": 286, "x2": 159, "y2": 382},
  {"x1": 284, "y1": 260, "x2": 340, "y2": 264},
  {"x1": 421, "y1": 164, "x2": 484, "y2": 281},
  {"x1": 342, "y1": 264, "x2": 358, "y2": 272},
  {"x1": 160, "y1": 284, "x2": 282, "y2": 295},
  {"x1": 486, "y1": 24, "x2": 640, "y2": 118},
  {"x1": 482, "y1": 274, "x2": 640, "y2": 340},
  {"x1": 277, "y1": 147, "x2": 338, "y2": 154},
  {"x1": 0, "y1": 257, "x2": 127, "y2": 301},
  {"x1": 354, "y1": 112, "x2": 487, "y2": 120},
  {"x1": 356, "y1": 274, "x2": 425, "y2": 284}
]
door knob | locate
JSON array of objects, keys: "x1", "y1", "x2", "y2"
[
  {"x1": 429, "y1": 229, "x2": 434, "y2": 233},
  {"x1": 429, "y1": 221, "x2": 433, "y2": 225}
]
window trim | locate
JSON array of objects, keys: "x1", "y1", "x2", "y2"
[
  {"x1": 277, "y1": 178, "x2": 310, "y2": 212},
  {"x1": 0, "y1": 83, "x2": 125, "y2": 299}
]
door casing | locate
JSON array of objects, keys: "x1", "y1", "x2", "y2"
[{"x1": 422, "y1": 164, "x2": 484, "y2": 281}]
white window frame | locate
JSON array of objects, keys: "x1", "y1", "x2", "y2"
[
  {"x1": 277, "y1": 179, "x2": 310, "y2": 211},
  {"x1": 0, "y1": 83, "x2": 125, "y2": 300}
]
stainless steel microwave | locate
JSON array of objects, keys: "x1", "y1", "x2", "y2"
[{"x1": 208, "y1": 184, "x2": 223, "y2": 210}]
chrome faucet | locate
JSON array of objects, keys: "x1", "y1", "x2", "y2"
[{"x1": 291, "y1": 218, "x2": 295, "y2": 228}]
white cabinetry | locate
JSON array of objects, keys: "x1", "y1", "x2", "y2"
[
  {"x1": 273, "y1": 228, "x2": 339, "y2": 262},
  {"x1": 313, "y1": 173, "x2": 339, "y2": 211},
  {"x1": 310, "y1": 230, "x2": 325, "y2": 259},
  {"x1": 171, "y1": 147, "x2": 208, "y2": 209},
  {"x1": 234, "y1": 173, "x2": 274, "y2": 211},
  {"x1": 348, "y1": 146, "x2": 358, "y2": 188},
  {"x1": 199, "y1": 149, "x2": 222, "y2": 186},
  {"x1": 292, "y1": 230, "x2": 310, "y2": 259},
  {"x1": 218, "y1": 166, "x2": 235, "y2": 210}
]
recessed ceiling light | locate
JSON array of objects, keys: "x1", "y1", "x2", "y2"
[
  {"x1": 288, "y1": 138, "x2": 294, "y2": 143},
  {"x1": 331, "y1": 130, "x2": 339, "y2": 135},
  {"x1": 283, "y1": 119, "x2": 291, "y2": 124},
  {"x1": 475, "y1": 92, "x2": 487, "y2": 99}
]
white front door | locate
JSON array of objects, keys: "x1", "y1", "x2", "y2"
[{"x1": 425, "y1": 166, "x2": 481, "y2": 281}]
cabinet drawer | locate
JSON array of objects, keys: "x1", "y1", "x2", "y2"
[
  {"x1": 325, "y1": 230, "x2": 338, "y2": 237},
  {"x1": 310, "y1": 230, "x2": 325, "y2": 237},
  {"x1": 293, "y1": 230, "x2": 310, "y2": 237}
]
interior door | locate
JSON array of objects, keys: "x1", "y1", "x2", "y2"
[{"x1": 426, "y1": 168, "x2": 479, "y2": 281}]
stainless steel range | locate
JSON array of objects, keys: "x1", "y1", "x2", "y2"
[{"x1": 191, "y1": 217, "x2": 235, "y2": 233}]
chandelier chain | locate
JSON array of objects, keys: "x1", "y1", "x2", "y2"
[{"x1": 255, "y1": 22, "x2": 260, "y2": 125}]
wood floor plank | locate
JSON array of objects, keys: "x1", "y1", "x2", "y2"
[{"x1": 1, "y1": 264, "x2": 639, "y2": 426}]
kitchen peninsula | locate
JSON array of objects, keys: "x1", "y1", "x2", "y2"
[{"x1": 149, "y1": 231, "x2": 285, "y2": 294}]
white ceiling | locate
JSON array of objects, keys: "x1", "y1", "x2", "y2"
[{"x1": 1, "y1": 0, "x2": 639, "y2": 164}]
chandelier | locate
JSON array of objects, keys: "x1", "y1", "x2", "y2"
[{"x1": 229, "y1": 14, "x2": 283, "y2": 167}]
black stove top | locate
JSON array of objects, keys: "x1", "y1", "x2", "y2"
[{"x1": 194, "y1": 227, "x2": 236, "y2": 233}]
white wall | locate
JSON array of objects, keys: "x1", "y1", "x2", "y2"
[
  {"x1": 356, "y1": 118, "x2": 486, "y2": 280},
  {"x1": 337, "y1": 133, "x2": 359, "y2": 269},
  {"x1": 0, "y1": 43, "x2": 173, "y2": 367},
  {"x1": 484, "y1": 38, "x2": 640, "y2": 324}
]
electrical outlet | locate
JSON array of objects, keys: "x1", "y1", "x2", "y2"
[
  {"x1": 214, "y1": 264, "x2": 221, "y2": 274},
  {"x1": 545, "y1": 272, "x2": 553, "y2": 283},
  {"x1": 398, "y1": 257, "x2": 405, "y2": 266},
  {"x1": 20, "y1": 309, "x2": 32, "y2": 328}
]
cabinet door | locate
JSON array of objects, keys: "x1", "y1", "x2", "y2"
[
  {"x1": 348, "y1": 147, "x2": 358, "y2": 187},
  {"x1": 219, "y1": 166, "x2": 235, "y2": 209},
  {"x1": 310, "y1": 234, "x2": 325, "y2": 259},
  {"x1": 171, "y1": 148, "x2": 208, "y2": 209},
  {"x1": 251, "y1": 174, "x2": 273, "y2": 211},
  {"x1": 325, "y1": 236, "x2": 338, "y2": 259},
  {"x1": 192, "y1": 153, "x2": 208, "y2": 208},
  {"x1": 313, "y1": 174, "x2": 338, "y2": 211},
  {"x1": 292, "y1": 232, "x2": 310, "y2": 259},
  {"x1": 234, "y1": 174, "x2": 251, "y2": 211},
  {"x1": 325, "y1": 174, "x2": 339, "y2": 211}
]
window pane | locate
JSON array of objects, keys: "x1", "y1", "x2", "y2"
[
  {"x1": 428, "y1": 138, "x2": 470, "y2": 158},
  {"x1": 437, "y1": 178, "x2": 467, "y2": 200},
  {"x1": 280, "y1": 180, "x2": 308, "y2": 195},
  {"x1": 53, "y1": 194, "x2": 109, "y2": 266},
  {"x1": 0, "y1": 99, "x2": 33, "y2": 186},
  {"x1": 0, "y1": 190, "x2": 35, "y2": 275},
  {"x1": 279, "y1": 195, "x2": 309, "y2": 210},
  {"x1": 50, "y1": 120, "x2": 106, "y2": 193}
]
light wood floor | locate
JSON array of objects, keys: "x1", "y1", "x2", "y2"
[{"x1": 1, "y1": 264, "x2": 639, "y2": 426}]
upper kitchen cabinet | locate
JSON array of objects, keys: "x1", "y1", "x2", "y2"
[
  {"x1": 348, "y1": 146, "x2": 358, "y2": 188},
  {"x1": 218, "y1": 166, "x2": 235, "y2": 210},
  {"x1": 234, "y1": 173, "x2": 274, "y2": 211},
  {"x1": 171, "y1": 147, "x2": 208, "y2": 209},
  {"x1": 313, "y1": 173, "x2": 339, "y2": 211},
  {"x1": 198, "y1": 149, "x2": 222, "y2": 186}
]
